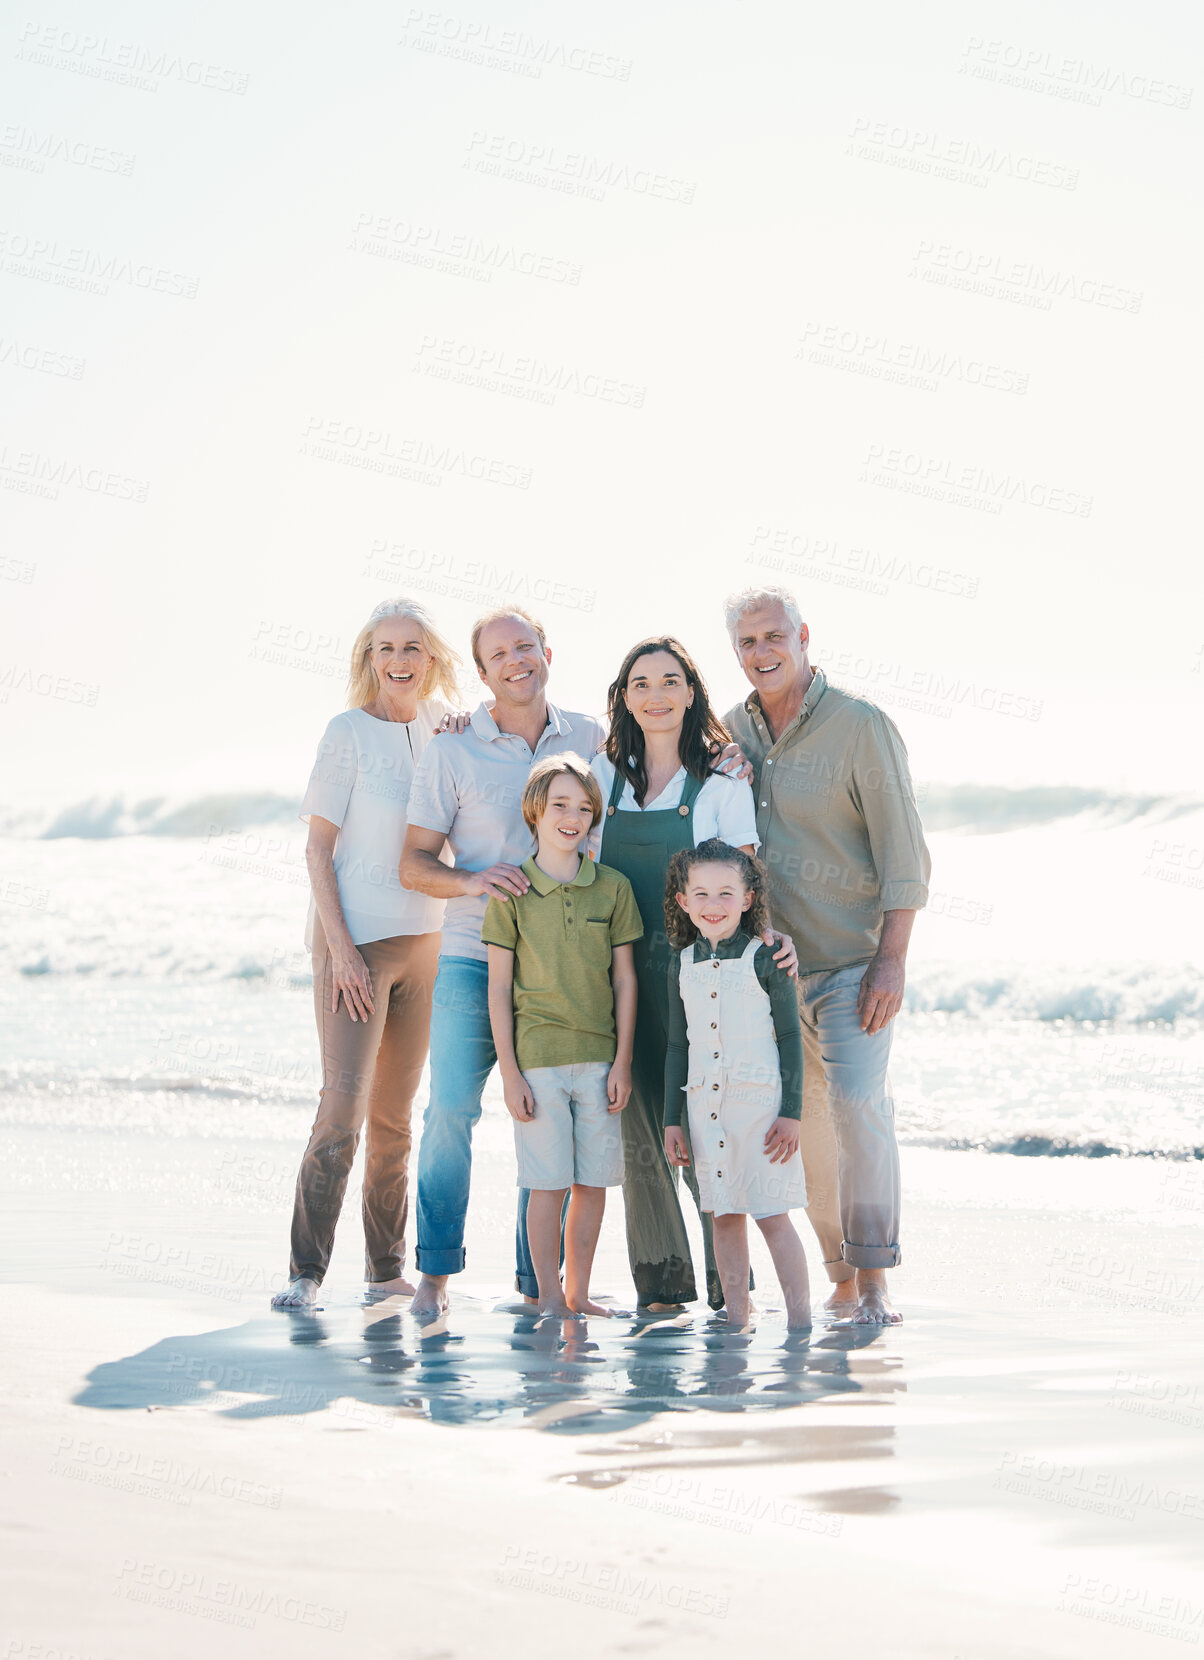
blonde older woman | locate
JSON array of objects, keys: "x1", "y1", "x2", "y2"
[{"x1": 272, "y1": 598, "x2": 464, "y2": 1310}]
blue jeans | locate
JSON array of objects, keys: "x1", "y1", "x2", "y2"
[{"x1": 415, "y1": 956, "x2": 557, "y2": 1296}]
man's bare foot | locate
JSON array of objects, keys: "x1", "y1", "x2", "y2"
[
  {"x1": 364, "y1": 1275, "x2": 416, "y2": 1302},
  {"x1": 410, "y1": 1274, "x2": 450, "y2": 1321},
  {"x1": 851, "y1": 1270, "x2": 902, "y2": 1325},
  {"x1": 823, "y1": 1279, "x2": 858, "y2": 1315},
  {"x1": 271, "y1": 1277, "x2": 321, "y2": 1310}
]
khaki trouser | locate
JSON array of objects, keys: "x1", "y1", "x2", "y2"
[
  {"x1": 795, "y1": 964, "x2": 902, "y2": 1280},
  {"x1": 288, "y1": 918, "x2": 439, "y2": 1286}
]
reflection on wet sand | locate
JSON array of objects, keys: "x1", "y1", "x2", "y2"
[{"x1": 76, "y1": 1298, "x2": 905, "y2": 1447}]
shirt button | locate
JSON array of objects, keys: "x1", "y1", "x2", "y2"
[
  {"x1": 760, "y1": 801, "x2": 767, "y2": 808},
  {"x1": 712, "y1": 1083, "x2": 719, "y2": 1091},
  {"x1": 710, "y1": 1112, "x2": 717, "y2": 1120},
  {"x1": 712, "y1": 1051, "x2": 719, "y2": 1059},
  {"x1": 710, "y1": 1022, "x2": 717, "y2": 1029},
  {"x1": 718, "y1": 1141, "x2": 724, "y2": 1149},
  {"x1": 565, "y1": 899, "x2": 572, "y2": 907},
  {"x1": 711, "y1": 992, "x2": 717, "y2": 999},
  {"x1": 717, "y1": 1170, "x2": 723, "y2": 1178}
]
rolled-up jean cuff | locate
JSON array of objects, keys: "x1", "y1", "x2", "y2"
[
  {"x1": 415, "y1": 1247, "x2": 466, "y2": 1276},
  {"x1": 842, "y1": 1243, "x2": 901, "y2": 1270},
  {"x1": 823, "y1": 1256, "x2": 857, "y2": 1284},
  {"x1": 515, "y1": 1272, "x2": 538, "y2": 1298}
]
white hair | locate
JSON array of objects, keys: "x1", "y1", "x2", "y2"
[
  {"x1": 722, "y1": 585, "x2": 804, "y2": 642},
  {"x1": 347, "y1": 596, "x2": 462, "y2": 707}
]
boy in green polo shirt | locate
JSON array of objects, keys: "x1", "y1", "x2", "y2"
[{"x1": 483, "y1": 754, "x2": 642, "y2": 1317}]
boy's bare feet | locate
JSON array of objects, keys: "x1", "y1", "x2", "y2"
[
  {"x1": 568, "y1": 1296, "x2": 628, "y2": 1318},
  {"x1": 850, "y1": 1269, "x2": 902, "y2": 1324},
  {"x1": 271, "y1": 1277, "x2": 320, "y2": 1310},
  {"x1": 364, "y1": 1275, "x2": 416, "y2": 1302},
  {"x1": 823, "y1": 1280, "x2": 859, "y2": 1315},
  {"x1": 410, "y1": 1274, "x2": 450, "y2": 1320}
]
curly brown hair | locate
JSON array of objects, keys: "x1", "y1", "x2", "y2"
[{"x1": 664, "y1": 838, "x2": 771, "y2": 951}]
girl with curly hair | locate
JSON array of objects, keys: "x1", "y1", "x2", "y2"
[{"x1": 662, "y1": 840, "x2": 810, "y2": 1329}]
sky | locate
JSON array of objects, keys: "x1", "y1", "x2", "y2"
[{"x1": 2, "y1": 0, "x2": 1202, "y2": 808}]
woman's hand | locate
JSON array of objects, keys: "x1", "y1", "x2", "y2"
[
  {"x1": 764, "y1": 1116, "x2": 800, "y2": 1164},
  {"x1": 664, "y1": 1126, "x2": 690, "y2": 1167},
  {"x1": 330, "y1": 946, "x2": 375, "y2": 1022},
  {"x1": 765, "y1": 929, "x2": 798, "y2": 978},
  {"x1": 709, "y1": 739, "x2": 753, "y2": 782},
  {"x1": 436, "y1": 710, "x2": 472, "y2": 736}
]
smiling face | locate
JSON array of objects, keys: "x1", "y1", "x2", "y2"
[
  {"x1": 476, "y1": 615, "x2": 551, "y2": 709},
  {"x1": 622, "y1": 649, "x2": 694, "y2": 737},
  {"x1": 534, "y1": 773, "x2": 597, "y2": 858},
  {"x1": 370, "y1": 617, "x2": 432, "y2": 697},
  {"x1": 676, "y1": 860, "x2": 753, "y2": 943},
  {"x1": 733, "y1": 601, "x2": 809, "y2": 700}
]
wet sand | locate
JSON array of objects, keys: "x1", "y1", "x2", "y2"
[{"x1": 2, "y1": 1124, "x2": 1203, "y2": 1658}]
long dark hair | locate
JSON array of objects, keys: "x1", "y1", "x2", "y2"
[
  {"x1": 604, "y1": 636, "x2": 731, "y2": 807},
  {"x1": 664, "y1": 839, "x2": 770, "y2": 951}
]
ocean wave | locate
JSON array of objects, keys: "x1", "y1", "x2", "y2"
[
  {"x1": 906, "y1": 963, "x2": 1204, "y2": 1025},
  {"x1": 901, "y1": 1132, "x2": 1203, "y2": 1161},
  {"x1": 2, "y1": 784, "x2": 1201, "y2": 840}
]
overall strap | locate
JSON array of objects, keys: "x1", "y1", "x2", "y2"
[
  {"x1": 606, "y1": 761, "x2": 626, "y2": 815},
  {"x1": 740, "y1": 935, "x2": 762, "y2": 962},
  {"x1": 678, "y1": 769, "x2": 706, "y2": 814}
]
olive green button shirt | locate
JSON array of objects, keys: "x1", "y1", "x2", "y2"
[
  {"x1": 724, "y1": 668, "x2": 931, "y2": 974},
  {"x1": 481, "y1": 855, "x2": 644, "y2": 1070}
]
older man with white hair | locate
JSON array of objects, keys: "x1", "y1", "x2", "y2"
[{"x1": 722, "y1": 586, "x2": 930, "y2": 1323}]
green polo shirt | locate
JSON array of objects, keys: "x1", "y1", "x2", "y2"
[{"x1": 481, "y1": 855, "x2": 644, "y2": 1069}]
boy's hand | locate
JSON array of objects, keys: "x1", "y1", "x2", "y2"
[
  {"x1": 765, "y1": 928, "x2": 798, "y2": 978},
  {"x1": 606, "y1": 1060, "x2": 631, "y2": 1114},
  {"x1": 764, "y1": 1116, "x2": 800, "y2": 1164},
  {"x1": 503, "y1": 1071, "x2": 535, "y2": 1122},
  {"x1": 664, "y1": 1126, "x2": 690, "y2": 1167}
]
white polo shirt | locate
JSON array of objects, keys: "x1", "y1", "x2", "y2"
[{"x1": 407, "y1": 699, "x2": 606, "y2": 961}]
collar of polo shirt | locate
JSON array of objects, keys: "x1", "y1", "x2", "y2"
[
  {"x1": 470, "y1": 700, "x2": 571, "y2": 743},
  {"x1": 521, "y1": 853, "x2": 597, "y2": 894}
]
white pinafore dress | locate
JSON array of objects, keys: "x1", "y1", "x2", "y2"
[{"x1": 678, "y1": 937, "x2": 807, "y2": 1220}]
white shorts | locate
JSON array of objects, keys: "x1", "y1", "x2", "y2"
[{"x1": 515, "y1": 1061, "x2": 624, "y2": 1190}]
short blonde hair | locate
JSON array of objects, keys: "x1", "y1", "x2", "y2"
[
  {"x1": 348, "y1": 598, "x2": 462, "y2": 708},
  {"x1": 470, "y1": 606, "x2": 548, "y2": 672},
  {"x1": 521, "y1": 754, "x2": 602, "y2": 835},
  {"x1": 723, "y1": 585, "x2": 804, "y2": 642}
]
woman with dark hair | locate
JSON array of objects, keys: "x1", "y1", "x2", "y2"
[{"x1": 589, "y1": 636, "x2": 796, "y2": 1311}]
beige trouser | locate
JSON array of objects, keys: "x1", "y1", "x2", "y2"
[
  {"x1": 796, "y1": 963, "x2": 902, "y2": 1281},
  {"x1": 288, "y1": 918, "x2": 439, "y2": 1286}
]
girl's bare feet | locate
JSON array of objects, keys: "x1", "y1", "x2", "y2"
[
  {"x1": 271, "y1": 1277, "x2": 321, "y2": 1310},
  {"x1": 567, "y1": 1296, "x2": 629, "y2": 1318}
]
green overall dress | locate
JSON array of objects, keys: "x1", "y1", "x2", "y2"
[{"x1": 599, "y1": 764, "x2": 723, "y2": 1307}]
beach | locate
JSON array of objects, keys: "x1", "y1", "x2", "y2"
[{"x1": 4, "y1": 1108, "x2": 1203, "y2": 1659}]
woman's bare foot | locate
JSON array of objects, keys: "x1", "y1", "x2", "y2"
[
  {"x1": 364, "y1": 1275, "x2": 416, "y2": 1302},
  {"x1": 538, "y1": 1293, "x2": 572, "y2": 1317},
  {"x1": 823, "y1": 1279, "x2": 859, "y2": 1315},
  {"x1": 851, "y1": 1269, "x2": 902, "y2": 1324},
  {"x1": 640, "y1": 1301, "x2": 687, "y2": 1314},
  {"x1": 271, "y1": 1277, "x2": 321, "y2": 1310},
  {"x1": 410, "y1": 1274, "x2": 450, "y2": 1321}
]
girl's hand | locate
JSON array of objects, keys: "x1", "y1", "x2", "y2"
[
  {"x1": 765, "y1": 928, "x2": 798, "y2": 978},
  {"x1": 436, "y1": 710, "x2": 472, "y2": 736},
  {"x1": 607, "y1": 1061, "x2": 632, "y2": 1113},
  {"x1": 331, "y1": 947, "x2": 375, "y2": 1021},
  {"x1": 503, "y1": 1071, "x2": 536, "y2": 1123},
  {"x1": 709, "y1": 739, "x2": 753, "y2": 782},
  {"x1": 764, "y1": 1117, "x2": 800, "y2": 1164},
  {"x1": 664, "y1": 1126, "x2": 690, "y2": 1167}
]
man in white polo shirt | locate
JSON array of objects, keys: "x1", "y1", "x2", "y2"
[{"x1": 401, "y1": 608, "x2": 606, "y2": 1319}]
